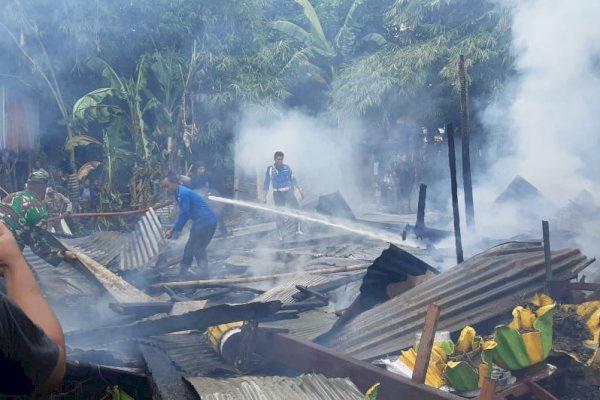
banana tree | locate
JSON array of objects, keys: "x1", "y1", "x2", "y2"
[
  {"x1": 73, "y1": 57, "x2": 159, "y2": 207},
  {"x1": 148, "y1": 45, "x2": 203, "y2": 170},
  {"x1": 273, "y1": 0, "x2": 386, "y2": 84}
]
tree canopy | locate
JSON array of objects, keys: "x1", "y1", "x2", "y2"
[{"x1": 0, "y1": 0, "x2": 515, "y2": 206}]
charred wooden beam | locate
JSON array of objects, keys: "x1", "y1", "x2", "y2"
[
  {"x1": 139, "y1": 344, "x2": 197, "y2": 400},
  {"x1": 459, "y1": 55, "x2": 475, "y2": 228},
  {"x1": 543, "y1": 220, "x2": 552, "y2": 283},
  {"x1": 280, "y1": 300, "x2": 328, "y2": 311},
  {"x1": 109, "y1": 302, "x2": 173, "y2": 316},
  {"x1": 295, "y1": 285, "x2": 329, "y2": 302},
  {"x1": 292, "y1": 275, "x2": 362, "y2": 301},
  {"x1": 253, "y1": 330, "x2": 462, "y2": 400},
  {"x1": 446, "y1": 123, "x2": 464, "y2": 263},
  {"x1": 416, "y1": 183, "x2": 427, "y2": 230},
  {"x1": 67, "y1": 301, "x2": 282, "y2": 347}
]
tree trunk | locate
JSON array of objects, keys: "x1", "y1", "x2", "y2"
[{"x1": 459, "y1": 55, "x2": 475, "y2": 229}]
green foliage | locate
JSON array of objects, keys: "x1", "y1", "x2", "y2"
[
  {"x1": 64, "y1": 135, "x2": 102, "y2": 151},
  {"x1": 2, "y1": 0, "x2": 517, "y2": 205},
  {"x1": 273, "y1": 0, "x2": 387, "y2": 84},
  {"x1": 327, "y1": 0, "x2": 513, "y2": 124},
  {"x1": 72, "y1": 88, "x2": 118, "y2": 123}
]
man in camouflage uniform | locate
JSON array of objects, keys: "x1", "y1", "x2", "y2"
[
  {"x1": 0, "y1": 171, "x2": 77, "y2": 266},
  {"x1": 43, "y1": 185, "x2": 73, "y2": 234}
]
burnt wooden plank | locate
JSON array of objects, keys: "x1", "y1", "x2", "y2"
[
  {"x1": 67, "y1": 301, "x2": 282, "y2": 347},
  {"x1": 478, "y1": 377, "x2": 496, "y2": 400},
  {"x1": 109, "y1": 302, "x2": 173, "y2": 316},
  {"x1": 412, "y1": 304, "x2": 441, "y2": 384},
  {"x1": 140, "y1": 344, "x2": 198, "y2": 400}
]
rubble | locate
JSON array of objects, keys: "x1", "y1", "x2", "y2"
[{"x1": 13, "y1": 198, "x2": 599, "y2": 400}]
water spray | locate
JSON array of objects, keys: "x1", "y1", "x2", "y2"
[{"x1": 207, "y1": 195, "x2": 423, "y2": 249}]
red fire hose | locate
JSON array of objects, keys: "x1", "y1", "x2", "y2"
[{"x1": 48, "y1": 200, "x2": 175, "y2": 222}]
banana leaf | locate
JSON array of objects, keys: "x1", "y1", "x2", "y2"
[
  {"x1": 365, "y1": 383, "x2": 380, "y2": 400},
  {"x1": 65, "y1": 135, "x2": 102, "y2": 151},
  {"x1": 444, "y1": 361, "x2": 479, "y2": 393},
  {"x1": 444, "y1": 340, "x2": 495, "y2": 392},
  {"x1": 103, "y1": 386, "x2": 135, "y2": 400},
  {"x1": 492, "y1": 306, "x2": 554, "y2": 370}
]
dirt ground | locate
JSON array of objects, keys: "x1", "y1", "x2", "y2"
[{"x1": 553, "y1": 308, "x2": 595, "y2": 365}]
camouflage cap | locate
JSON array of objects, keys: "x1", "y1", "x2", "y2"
[{"x1": 28, "y1": 170, "x2": 50, "y2": 184}]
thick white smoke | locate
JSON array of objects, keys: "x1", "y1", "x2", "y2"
[
  {"x1": 490, "y1": 0, "x2": 600, "y2": 204},
  {"x1": 472, "y1": 0, "x2": 600, "y2": 273},
  {"x1": 235, "y1": 108, "x2": 365, "y2": 205}
]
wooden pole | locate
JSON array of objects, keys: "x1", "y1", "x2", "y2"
[
  {"x1": 416, "y1": 183, "x2": 427, "y2": 230},
  {"x1": 543, "y1": 220, "x2": 552, "y2": 282},
  {"x1": 412, "y1": 303, "x2": 441, "y2": 384},
  {"x1": 459, "y1": 55, "x2": 475, "y2": 228},
  {"x1": 446, "y1": 123, "x2": 464, "y2": 263},
  {"x1": 478, "y1": 377, "x2": 496, "y2": 400},
  {"x1": 154, "y1": 263, "x2": 370, "y2": 288}
]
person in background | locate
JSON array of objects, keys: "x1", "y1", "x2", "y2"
[
  {"x1": 43, "y1": 186, "x2": 73, "y2": 234},
  {"x1": 0, "y1": 171, "x2": 77, "y2": 266},
  {"x1": 180, "y1": 163, "x2": 231, "y2": 238},
  {"x1": 32, "y1": 159, "x2": 49, "y2": 177},
  {"x1": 91, "y1": 179, "x2": 103, "y2": 211},
  {"x1": 78, "y1": 179, "x2": 98, "y2": 212},
  {"x1": 0, "y1": 222, "x2": 66, "y2": 395},
  {"x1": 261, "y1": 151, "x2": 304, "y2": 240},
  {"x1": 180, "y1": 162, "x2": 210, "y2": 192},
  {"x1": 161, "y1": 172, "x2": 218, "y2": 277}
]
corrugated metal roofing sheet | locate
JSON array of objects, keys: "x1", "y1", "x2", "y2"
[
  {"x1": 24, "y1": 248, "x2": 104, "y2": 297},
  {"x1": 140, "y1": 332, "x2": 239, "y2": 377},
  {"x1": 120, "y1": 208, "x2": 166, "y2": 270},
  {"x1": 261, "y1": 310, "x2": 338, "y2": 341},
  {"x1": 253, "y1": 274, "x2": 343, "y2": 304},
  {"x1": 319, "y1": 242, "x2": 595, "y2": 361},
  {"x1": 64, "y1": 231, "x2": 128, "y2": 266},
  {"x1": 23, "y1": 248, "x2": 134, "y2": 332},
  {"x1": 184, "y1": 374, "x2": 364, "y2": 400}
]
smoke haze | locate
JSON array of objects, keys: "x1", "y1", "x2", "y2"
[
  {"x1": 485, "y1": 0, "x2": 600, "y2": 205},
  {"x1": 235, "y1": 109, "x2": 365, "y2": 204}
]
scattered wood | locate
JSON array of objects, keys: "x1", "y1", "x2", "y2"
[
  {"x1": 412, "y1": 304, "x2": 441, "y2": 384},
  {"x1": 66, "y1": 301, "x2": 282, "y2": 347},
  {"x1": 154, "y1": 263, "x2": 370, "y2": 289},
  {"x1": 139, "y1": 344, "x2": 197, "y2": 400},
  {"x1": 74, "y1": 251, "x2": 158, "y2": 303}
]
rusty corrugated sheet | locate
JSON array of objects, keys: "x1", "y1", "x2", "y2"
[
  {"x1": 184, "y1": 374, "x2": 364, "y2": 400},
  {"x1": 24, "y1": 248, "x2": 104, "y2": 297},
  {"x1": 64, "y1": 231, "x2": 127, "y2": 267},
  {"x1": 254, "y1": 274, "x2": 344, "y2": 304},
  {"x1": 120, "y1": 208, "x2": 165, "y2": 270},
  {"x1": 261, "y1": 310, "x2": 338, "y2": 341},
  {"x1": 318, "y1": 242, "x2": 595, "y2": 360}
]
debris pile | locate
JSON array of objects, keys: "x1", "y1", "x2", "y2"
[{"x1": 13, "y1": 190, "x2": 600, "y2": 400}]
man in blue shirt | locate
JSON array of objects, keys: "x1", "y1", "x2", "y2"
[
  {"x1": 161, "y1": 172, "x2": 218, "y2": 276},
  {"x1": 261, "y1": 151, "x2": 304, "y2": 239},
  {"x1": 180, "y1": 163, "x2": 230, "y2": 237}
]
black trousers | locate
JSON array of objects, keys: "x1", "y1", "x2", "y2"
[
  {"x1": 273, "y1": 190, "x2": 300, "y2": 232},
  {"x1": 181, "y1": 223, "x2": 217, "y2": 270}
]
